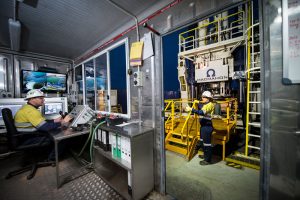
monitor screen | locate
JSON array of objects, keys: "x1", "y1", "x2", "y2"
[
  {"x1": 21, "y1": 70, "x2": 67, "y2": 93},
  {"x1": 46, "y1": 73, "x2": 67, "y2": 92},
  {"x1": 44, "y1": 102, "x2": 63, "y2": 115},
  {"x1": 0, "y1": 104, "x2": 23, "y2": 120}
]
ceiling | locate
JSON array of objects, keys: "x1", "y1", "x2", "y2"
[{"x1": 0, "y1": 0, "x2": 173, "y2": 60}]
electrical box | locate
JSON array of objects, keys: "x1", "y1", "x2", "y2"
[
  {"x1": 68, "y1": 105, "x2": 95, "y2": 127},
  {"x1": 133, "y1": 71, "x2": 143, "y2": 87}
]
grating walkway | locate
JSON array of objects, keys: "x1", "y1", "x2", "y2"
[{"x1": 0, "y1": 153, "x2": 170, "y2": 200}]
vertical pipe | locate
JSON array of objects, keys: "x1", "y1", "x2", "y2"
[
  {"x1": 13, "y1": 0, "x2": 16, "y2": 21},
  {"x1": 104, "y1": 0, "x2": 140, "y2": 41},
  {"x1": 151, "y1": 56, "x2": 155, "y2": 128}
]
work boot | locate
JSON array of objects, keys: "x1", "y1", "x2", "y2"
[
  {"x1": 199, "y1": 160, "x2": 211, "y2": 165},
  {"x1": 203, "y1": 146, "x2": 212, "y2": 163},
  {"x1": 194, "y1": 140, "x2": 203, "y2": 151}
]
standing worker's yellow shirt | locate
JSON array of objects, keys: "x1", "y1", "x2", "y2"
[{"x1": 201, "y1": 102, "x2": 214, "y2": 119}]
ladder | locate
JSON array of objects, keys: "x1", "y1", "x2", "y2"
[{"x1": 245, "y1": 23, "x2": 261, "y2": 157}]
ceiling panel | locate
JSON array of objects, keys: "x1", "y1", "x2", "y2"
[{"x1": 0, "y1": 0, "x2": 173, "y2": 59}]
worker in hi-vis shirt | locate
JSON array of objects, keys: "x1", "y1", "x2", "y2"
[
  {"x1": 186, "y1": 91, "x2": 214, "y2": 165},
  {"x1": 15, "y1": 89, "x2": 72, "y2": 160}
]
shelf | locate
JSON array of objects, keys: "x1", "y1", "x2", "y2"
[
  {"x1": 94, "y1": 150, "x2": 131, "y2": 200},
  {"x1": 93, "y1": 124, "x2": 154, "y2": 200},
  {"x1": 94, "y1": 145, "x2": 131, "y2": 170}
]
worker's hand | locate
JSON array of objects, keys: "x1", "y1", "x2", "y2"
[
  {"x1": 63, "y1": 115, "x2": 73, "y2": 123},
  {"x1": 54, "y1": 116, "x2": 63, "y2": 123},
  {"x1": 194, "y1": 100, "x2": 200, "y2": 104},
  {"x1": 185, "y1": 106, "x2": 192, "y2": 112}
]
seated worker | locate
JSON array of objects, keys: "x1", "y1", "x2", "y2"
[
  {"x1": 14, "y1": 89, "x2": 73, "y2": 161},
  {"x1": 186, "y1": 91, "x2": 214, "y2": 165}
]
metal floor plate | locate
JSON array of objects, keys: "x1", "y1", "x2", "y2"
[{"x1": 57, "y1": 172, "x2": 124, "y2": 200}]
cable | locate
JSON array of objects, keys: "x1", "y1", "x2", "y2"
[
  {"x1": 89, "y1": 121, "x2": 106, "y2": 164},
  {"x1": 77, "y1": 124, "x2": 94, "y2": 157}
]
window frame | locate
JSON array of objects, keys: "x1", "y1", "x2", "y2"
[{"x1": 75, "y1": 38, "x2": 131, "y2": 118}]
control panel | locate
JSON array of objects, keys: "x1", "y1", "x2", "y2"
[{"x1": 68, "y1": 105, "x2": 95, "y2": 127}]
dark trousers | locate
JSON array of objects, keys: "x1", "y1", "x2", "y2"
[
  {"x1": 22, "y1": 136, "x2": 65, "y2": 161},
  {"x1": 200, "y1": 125, "x2": 213, "y2": 162}
]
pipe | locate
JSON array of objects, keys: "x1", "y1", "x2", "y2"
[
  {"x1": 103, "y1": 0, "x2": 142, "y2": 124},
  {"x1": 143, "y1": 23, "x2": 161, "y2": 36},
  {"x1": 104, "y1": 0, "x2": 140, "y2": 41},
  {"x1": 13, "y1": 0, "x2": 16, "y2": 21}
]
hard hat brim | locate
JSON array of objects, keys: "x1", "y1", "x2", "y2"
[{"x1": 25, "y1": 95, "x2": 45, "y2": 100}]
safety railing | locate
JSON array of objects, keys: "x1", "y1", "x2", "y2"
[
  {"x1": 164, "y1": 98, "x2": 237, "y2": 158},
  {"x1": 215, "y1": 98, "x2": 238, "y2": 125},
  {"x1": 179, "y1": 11, "x2": 245, "y2": 52},
  {"x1": 164, "y1": 98, "x2": 237, "y2": 138},
  {"x1": 164, "y1": 99, "x2": 191, "y2": 134}
]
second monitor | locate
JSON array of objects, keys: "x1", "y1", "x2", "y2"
[{"x1": 44, "y1": 102, "x2": 63, "y2": 115}]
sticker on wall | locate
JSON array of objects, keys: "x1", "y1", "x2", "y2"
[{"x1": 282, "y1": 0, "x2": 300, "y2": 84}]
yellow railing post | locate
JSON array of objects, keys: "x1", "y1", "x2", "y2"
[
  {"x1": 164, "y1": 100, "x2": 172, "y2": 128},
  {"x1": 180, "y1": 101, "x2": 196, "y2": 139},
  {"x1": 171, "y1": 101, "x2": 175, "y2": 133}
]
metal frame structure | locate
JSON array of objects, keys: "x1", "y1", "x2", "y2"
[{"x1": 75, "y1": 38, "x2": 131, "y2": 119}]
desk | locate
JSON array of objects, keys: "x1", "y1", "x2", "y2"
[{"x1": 50, "y1": 127, "x2": 91, "y2": 188}]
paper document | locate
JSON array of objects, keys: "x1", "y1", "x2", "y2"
[{"x1": 130, "y1": 41, "x2": 144, "y2": 66}]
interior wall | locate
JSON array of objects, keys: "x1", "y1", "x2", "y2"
[
  {"x1": 0, "y1": 50, "x2": 72, "y2": 98},
  {"x1": 262, "y1": 0, "x2": 300, "y2": 200}
]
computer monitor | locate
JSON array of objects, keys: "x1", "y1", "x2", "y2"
[
  {"x1": 43, "y1": 97, "x2": 68, "y2": 120},
  {"x1": 0, "y1": 104, "x2": 24, "y2": 126},
  {"x1": 44, "y1": 102, "x2": 63, "y2": 115}
]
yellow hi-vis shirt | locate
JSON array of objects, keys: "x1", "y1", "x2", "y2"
[
  {"x1": 14, "y1": 104, "x2": 46, "y2": 132},
  {"x1": 201, "y1": 102, "x2": 214, "y2": 119}
]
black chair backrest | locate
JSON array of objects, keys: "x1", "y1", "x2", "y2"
[{"x1": 2, "y1": 108, "x2": 19, "y2": 150}]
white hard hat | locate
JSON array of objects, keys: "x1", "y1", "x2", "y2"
[
  {"x1": 25, "y1": 89, "x2": 45, "y2": 100},
  {"x1": 202, "y1": 91, "x2": 213, "y2": 98}
]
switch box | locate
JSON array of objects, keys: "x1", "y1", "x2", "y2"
[{"x1": 133, "y1": 71, "x2": 143, "y2": 87}]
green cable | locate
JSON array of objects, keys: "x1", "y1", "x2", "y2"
[
  {"x1": 77, "y1": 123, "x2": 94, "y2": 157},
  {"x1": 89, "y1": 121, "x2": 106, "y2": 163}
]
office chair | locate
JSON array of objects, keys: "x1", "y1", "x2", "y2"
[{"x1": 2, "y1": 108, "x2": 54, "y2": 180}]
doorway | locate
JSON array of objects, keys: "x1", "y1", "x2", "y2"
[{"x1": 162, "y1": 1, "x2": 260, "y2": 199}]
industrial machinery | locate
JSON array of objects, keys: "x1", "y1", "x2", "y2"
[
  {"x1": 165, "y1": 2, "x2": 261, "y2": 168},
  {"x1": 177, "y1": 7, "x2": 245, "y2": 100}
]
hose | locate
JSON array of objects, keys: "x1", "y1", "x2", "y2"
[
  {"x1": 89, "y1": 121, "x2": 106, "y2": 163},
  {"x1": 77, "y1": 124, "x2": 94, "y2": 157}
]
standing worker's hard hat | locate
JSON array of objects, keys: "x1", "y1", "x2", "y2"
[
  {"x1": 202, "y1": 91, "x2": 213, "y2": 98},
  {"x1": 25, "y1": 89, "x2": 45, "y2": 100}
]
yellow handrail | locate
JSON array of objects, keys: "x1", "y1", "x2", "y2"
[
  {"x1": 180, "y1": 101, "x2": 197, "y2": 140},
  {"x1": 164, "y1": 98, "x2": 238, "y2": 158}
]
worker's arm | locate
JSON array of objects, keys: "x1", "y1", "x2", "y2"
[
  {"x1": 191, "y1": 108, "x2": 205, "y2": 116},
  {"x1": 36, "y1": 120, "x2": 61, "y2": 132}
]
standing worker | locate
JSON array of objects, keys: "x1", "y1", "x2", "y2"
[{"x1": 185, "y1": 91, "x2": 214, "y2": 165}]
